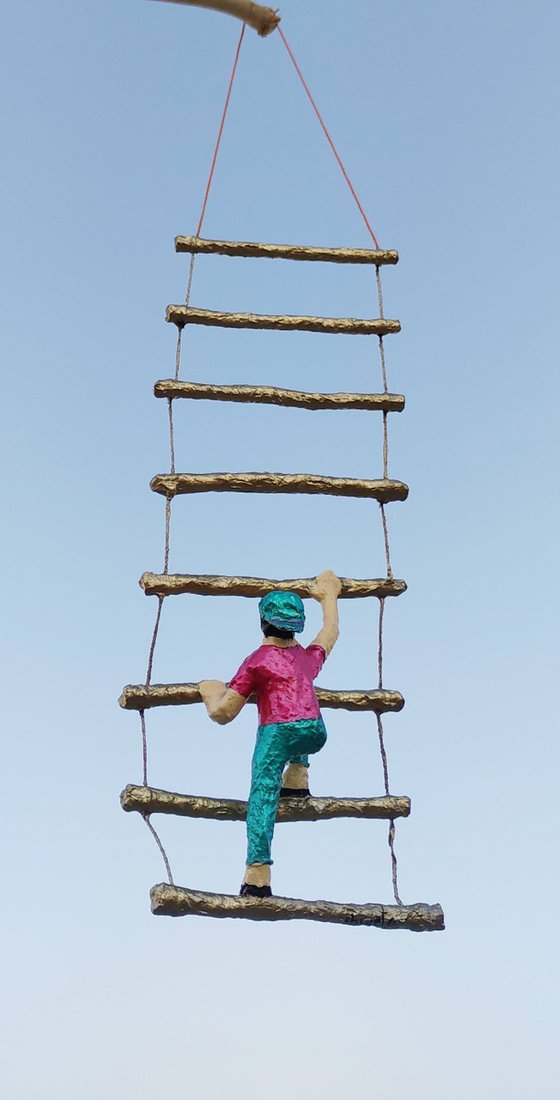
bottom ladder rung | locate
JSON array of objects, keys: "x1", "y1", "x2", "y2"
[{"x1": 150, "y1": 884, "x2": 444, "y2": 931}]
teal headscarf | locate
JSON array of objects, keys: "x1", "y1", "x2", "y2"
[{"x1": 259, "y1": 591, "x2": 305, "y2": 633}]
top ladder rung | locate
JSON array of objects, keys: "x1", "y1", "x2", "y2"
[{"x1": 175, "y1": 235, "x2": 399, "y2": 266}]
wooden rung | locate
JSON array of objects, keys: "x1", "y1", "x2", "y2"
[
  {"x1": 175, "y1": 236, "x2": 399, "y2": 266},
  {"x1": 150, "y1": 884, "x2": 445, "y2": 930},
  {"x1": 154, "y1": 379, "x2": 405, "y2": 413},
  {"x1": 166, "y1": 306, "x2": 400, "y2": 337},
  {"x1": 153, "y1": 379, "x2": 405, "y2": 412},
  {"x1": 139, "y1": 573, "x2": 407, "y2": 599},
  {"x1": 120, "y1": 785, "x2": 411, "y2": 821},
  {"x1": 118, "y1": 683, "x2": 404, "y2": 713},
  {"x1": 150, "y1": 472, "x2": 409, "y2": 503}
]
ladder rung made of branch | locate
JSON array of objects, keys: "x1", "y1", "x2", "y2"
[
  {"x1": 150, "y1": 472, "x2": 409, "y2": 502},
  {"x1": 154, "y1": 379, "x2": 405, "y2": 413},
  {"x1": 118, "y1": 683, "x2": 405, "y2": 713},
  {"x1": 175, "y1": 235, "x2": 399, "y2": 266},
  {"x1": 120, "y1": 785, "x2": 411, "y2": 821},
  {"x1": 150, "y1": 884, "x2": 445, "y2": 931},
  {"x1": 166, "y1": 305, "x2": 400, "y2": 336},
  {"x1": 139, "y1": 573, "x2": 407, "y2": 599}
]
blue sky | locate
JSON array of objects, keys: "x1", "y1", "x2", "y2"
[{"x1": 1, "y1": 1, "x2": 559, "y2": 1096}]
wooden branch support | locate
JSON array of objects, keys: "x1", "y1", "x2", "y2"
[
  {"x1": 166, "y1": 305, "x2": 400, "y2": 337},
  {"x1": 154, "y1": 379, "x2": 405, "y2": 413},
  {"x1": 139, "y1": 572, "x2": 407, "y2": 599},
  {"x1": 150, "y1": 472, "x2": 409, "y2": 503},
  {"x1": 150, "y1": 1, "x2": 280, "y2": 37},
  {"x1": 150, "y1": 884, "x2": 445, "y2": 930},
  {"x1": 118, "y1": 682, "x2": 404, "y2": 713},
  {"x1": 121, "y1": 785, "x2": 411, "y2": 821},
  {"x1": 175, "y1": 236, "x2": 398, "y2": 265}
]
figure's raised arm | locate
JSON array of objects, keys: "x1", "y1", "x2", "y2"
[
  {"x1": 309, "y1": 570, "x2": 342, "y2": 656},
  {"x1": 199, "y1": 680, "x2": 247, "y2": 725}
]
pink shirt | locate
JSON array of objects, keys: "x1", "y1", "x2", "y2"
[{"x1": 229, "y1": 643, "x2": 327, "y2": 726}]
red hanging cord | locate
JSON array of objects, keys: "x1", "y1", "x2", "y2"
[
  {"x1": 196, "y1": 22, "x2": 247, "y2": 237},
  {"x1": 277, "y1": 26, "x2": 380, "y2": 249}
]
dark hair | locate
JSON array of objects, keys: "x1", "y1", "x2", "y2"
[{"x1": 261, "y1": 618, "x2": 294, "y2": 640}]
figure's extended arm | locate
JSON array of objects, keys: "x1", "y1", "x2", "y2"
[
  {"x1": 198, "y1": 679, "x2": 247, "y2": 725},
  {"x1": 310, "y1": 570, "x2": 342, "y2": 656}
]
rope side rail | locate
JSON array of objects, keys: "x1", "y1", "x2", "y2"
[
  {"x1": 166, "y1": 305, "x2": 401, "y2": 337},
  {"x1": 139, "y1": 573, "x2": 407, "y2": 599},
  {"x1": 119, "y1": 683, "x2": 405, "y2": 713},
  {"x1": 150, "y1": 472, "x2": 409, "y2": 503},
  {"x1": 150, "y1": 884, "x2": 445, "y2": 930},
  {"x1": 154, "y1": 380, "x2": 405, "y2": 413},
  {"x1": 121, "y1": 785, "x2": 411, "y2": 821},
  {"x1": 175, "y1": 236, "x2": 399, "y2": 265}
]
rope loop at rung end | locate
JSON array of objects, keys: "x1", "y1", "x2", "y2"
[
  {"x1": 121, "y1": 785, "x2": 411, "y2": 821},
  {"x1": 150, "y1": 884, "x2": 445, "y2": 930},
  {"x1": 154, "y1": 380, "x2": 405, "y2": 414},
  {"x1": 118, "y1": 683, "x2": 404, "y2": 713},
  {"x1": 166, "y1": 305, "x2": 400, "y2": 336},
  {"x1": 175, "y1": 236, "x2": 399, "y2": 265},
  {"x1": 139, "y1": 573, "x2": 407, "y2": 599},
  {"x1": 150, "y1": 472, "x2": 409, "y2": 503}
]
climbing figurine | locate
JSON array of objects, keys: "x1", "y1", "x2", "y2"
[{"x1": 199, "y1": 569, "x2": 342, "y2": 897}]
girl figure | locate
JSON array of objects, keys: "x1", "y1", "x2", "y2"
[{"x1": 199, "y1": 570, "x2": 342, "y2": 897}]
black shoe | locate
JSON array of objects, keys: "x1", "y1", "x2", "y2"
[
  {"x1": 279, "y1": 787, "x2": 311, "y2": 798},
  {"x1": 239, "y1": 883, "x2": 272, "y2": 898}
]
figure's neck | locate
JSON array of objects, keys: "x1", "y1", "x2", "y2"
[{"x1": 262, "y1": 636, "x2": 298, "y2": 648}]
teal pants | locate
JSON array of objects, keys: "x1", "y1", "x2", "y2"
[{"x1": 246, "y1": 717, "x2": 327, "y2": 865}]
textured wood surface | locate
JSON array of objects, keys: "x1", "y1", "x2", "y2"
[
  {"x1": 121, "y1": 784, "x2": 411, "y2": 821},
  {"x1": 118, "y1": 682, "x2": 404, "y2": 713},
  {"x1": 166, "y1": 305, "x2": 401, "y2": 336},
  {"x1": 154, "y1": 379, "x2": 405, "y2": 412},
  {"x1": 152, "y1": 1, "x2": 280, "y2": 36},
  {"x1": 175, "y1": 236, "x2": 399, "y2": 265},
  {"x1": 139, "y1": 572, "x2": 407, "y2": 599},
  {"x1": 150, "y1": 472, "x2": 409, "y2": 503},
  {"x1": 150, "y1": 884, "x2": 445, "y2": 930}
]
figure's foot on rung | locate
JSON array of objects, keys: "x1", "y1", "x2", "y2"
[
  {"x1": 239, "y1": 883, "x2": 272, "y2": 898},
  {"x1": 150, "y1": 884, "x2": 445, "y2": 931},
  {"x1": 242, "y1": 862, "x2": 271, "y2": 890},
  {"x1": 280, "y1": 763, "x2": 309, "y2": 798}
]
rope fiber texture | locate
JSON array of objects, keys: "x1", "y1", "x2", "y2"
[{"x1": 134, "y1": 20, "x2": 403, "y2": 904}]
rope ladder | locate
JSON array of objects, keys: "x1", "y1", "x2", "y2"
[{"x1": 120, "y1": 8, "x2": 444, "y2": 932}]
